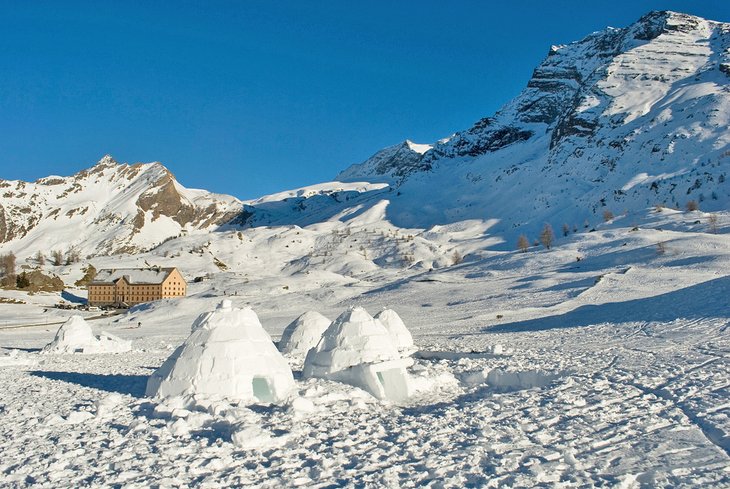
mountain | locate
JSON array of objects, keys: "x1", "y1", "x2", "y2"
[
  {"x1": 327, "y1": 11, "x2": 730, "y2": 239},
  {"x1": 0, "y1": 156, "x2": 241, "y2": 257},
  {"x1": 1, "y1": 11, "x2": 729, "y2": 260}
]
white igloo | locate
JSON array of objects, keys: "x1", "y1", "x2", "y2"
[
  {"x1": 146, "y1": 300, "x2": 295, "y2": 404},
  {"x1": 303, "y1": 307, "x2": 412, "y2": 402},
  {"x1": 41, "y1": 316, "x2": 131, "y2": 354},
  {"x1": 374, "y1": 308, "x2": 415, "y2": 354},
  {"x1": 279, "y1": 311, "x2": 331, "y2": 357}
]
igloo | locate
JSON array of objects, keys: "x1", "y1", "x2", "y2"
[
  {"x1": 303, "y1": 307, "x2": 412, "y2": 402},
  {"x1": 146, "y1": 300, "x2": 295, "y2": 404},
  {"x1": 374, "y1": 308, "x2": 415, "y2": 354},
  {"x1": 41, "y1": 316, "x2": 131, "y2": 354},
  {"x1": 279, "y1": 311, "x2": 331, "y2": 357}
]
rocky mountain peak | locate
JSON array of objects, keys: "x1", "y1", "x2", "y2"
[{"x1": 0, "y1": 158, "x2": 243, "y2": 257}]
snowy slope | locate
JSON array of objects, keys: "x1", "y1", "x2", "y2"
[
  {"x1": 0, "y1": 156, "x2": 242, "y2": 258},
  {"x1": 327, "y1": 11, "x2": 730, "y2": 243}
]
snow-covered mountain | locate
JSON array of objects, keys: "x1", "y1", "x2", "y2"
[
  {"x1": 1, "y1": 11, "x2": 729, "y2": 260},
  {"x1": 0, "y1": 156, "x2": 241, "y2": 257},
  {"x1": 329, "y1": 11, "x2": 730, "y2": 239}
]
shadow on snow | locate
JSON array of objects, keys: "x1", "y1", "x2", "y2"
[
  {"x1": 486, "y1": 275, "x2": 730, "y2": 333},
  {"x1": 30, "y1": 371, "x2": 148, "y2": 397}
]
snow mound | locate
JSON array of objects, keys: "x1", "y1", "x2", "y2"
[
  {"x1": 0, "y1": 348, "x2": 37, "y2": 367},
  {"x1": 374, "y1": 308, "x2": 415, "y2": 354},
  {"x1": 146, "y1": 300, "x2": 295, "y2": 405},
  {"x1": 303, "y1": 307, "x2": 412, "y2": 402},
  {"x1": 41, "y1": 316, "x2": 131, "y2": 355},
  {"x1": 279, "y1": 311, "x2": 331, "y2": 357}
]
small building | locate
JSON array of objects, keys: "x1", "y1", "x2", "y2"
[{"x1": 87, "y1": 267, "x2": 187, "y2": 307}]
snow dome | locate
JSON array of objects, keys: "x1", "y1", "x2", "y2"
[
  {"x1": 41, "y1": 315, "x2": 131, "y2": 354},
  {"x1": 374, "y1": 308, "x2": 415, "y2": 354},
  {"x1": 303, "y1": 307, "x2": 412, "y2": 402},
  {"x1": 279, "y1": 311, "x2": 331, "y2": 357},
  {"x1": 146, "y1": 300, "x2": 295, "y2": 404}
]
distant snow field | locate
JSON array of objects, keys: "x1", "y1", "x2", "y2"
[{"x1": 1, "y1": 209, "x2": 729, "y2": 487}]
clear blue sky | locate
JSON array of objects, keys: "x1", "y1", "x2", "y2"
[{"x1": 1, "y1": 1, "x2": 729, "y2": 199}]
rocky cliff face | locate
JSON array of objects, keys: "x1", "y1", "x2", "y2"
[
  {"x1": 0, "y1": 156, "x2": 242, "y2": 257},
  {"x1": 330, "y1": 11, "x2": 730, "y2": 237}
]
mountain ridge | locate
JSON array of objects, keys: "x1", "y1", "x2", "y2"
[{"x1": 0, "y1": 156, "x2": 242, "y2": 257}]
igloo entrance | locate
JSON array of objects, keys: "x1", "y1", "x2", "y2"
[{"x1": 252, "y1": 377, "x2": 275, "y2": 403}]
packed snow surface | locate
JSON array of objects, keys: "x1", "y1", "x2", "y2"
[
  {"x1": 146, "y1": 300, "x2": 295, "y2": 404},
  {"x1": 278, "y1": 310, "x2": 331, "y2": 357}
]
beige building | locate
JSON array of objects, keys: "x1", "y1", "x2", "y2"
[{"x1": 88, "y1": 267, "x2": 187, "y2": 307}]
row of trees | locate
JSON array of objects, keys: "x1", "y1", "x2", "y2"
[
  {"x1": 32, "y1": 249, "x2": 81, "y2": 266},
  {"x1": 517, "y1": 224, "x2": 555, "y2": 252},
  {"x1": 518, "y1": 202, "x2": 722, "y2": 252},
  {"x1": 1, "y1": 249, "x2": 82, "y2": 278}
]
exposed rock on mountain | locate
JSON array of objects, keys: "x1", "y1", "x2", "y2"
[
  {"x1": 0, "y1": 156, "x2": 242, "y2": 257},
  {"x1": 329, "y1": 11, "x2": 730, "y2": 239}
]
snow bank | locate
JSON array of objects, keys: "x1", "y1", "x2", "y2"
[
  {"x1": 279, "y1": 311, "x2": 331, "y2": 357},
  {"x1": 146, "y1": 300, "x2": 295, "y2": 405},
  {"x1": 303, "y1": 307, "x2": 412, "y2": 402},
  {"x1": 41, "y1": 316, "x2": 131, "y2": 354},
  {"x1": 0, "y1": 348, "x2": 36, "y2": 367},
  {"x1": 374, "y1": 308, "x2": 414, "y2": 354}
]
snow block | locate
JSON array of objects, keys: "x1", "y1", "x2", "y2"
[
  {"x1": 279, "y1": 311, "x2": 331, "y2": 357},
  {"x1": 303, "y1": 307, "x2": 412, "y2": 402},
  {"x1": 41, "y1": 315, "x2": 131, "y2": 354},
  {"x1": 146, "y1": 300, "x2": 295, "y2": 404},
  {"x1": 374, "y1": 308, "x2": 415, "y2": 354}
]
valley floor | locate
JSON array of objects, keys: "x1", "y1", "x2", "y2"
[{"x1": 1, "y1": 215, "x2": 729, "y2": 487}]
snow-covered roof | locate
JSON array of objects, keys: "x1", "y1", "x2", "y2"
[{"x1": 90, "y1": 267, "x2": 181, "y2": 285}]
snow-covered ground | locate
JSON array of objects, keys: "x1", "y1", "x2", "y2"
[{"x1": 1, "y1": 208, "x2": 729, "y2": 487}]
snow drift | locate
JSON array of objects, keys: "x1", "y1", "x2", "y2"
[{"x1": 146, "y1": 300, "x2": 295, "y2": 404}]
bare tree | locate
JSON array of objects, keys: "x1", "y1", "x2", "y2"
[
  {"x1": 540, "y1": 224, "x2": 554, "y2": 250},
  {"x1": 52, "y1": 250, "x2": 64, "y2": 266},
  {"x1": 0, "y1": 253, "x2": 16, "y2": 277},
  {"x1": 517, "y1": 235, "x2": 530, "y2": 253},
  {"x1": 451, "y1": 250, "x2": 463, "y2": 265},
  {"x1": 686, "y1": 200, "x2": 699, "y2": 211},
  {"x1": 603, "y1": 210, "x2": 614, "y2": 222},
  {"x1": 562, "y1": 223, "x2": 570, "y2": 237},
  {"x1": 34, "y1": 251, "x2": 45, "y2": 266},
  {"x1": 65, "y1": 249, "x2": 80, "y2": 265},
  {"x1": 708, "y1": 214, "x2": 719, "y2": 234}
]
